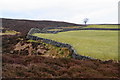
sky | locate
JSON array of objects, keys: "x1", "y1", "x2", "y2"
[{"x1": 0, "y1": 0, "x2": 119, "y2": 24}]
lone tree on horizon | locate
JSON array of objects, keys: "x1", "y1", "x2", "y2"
[{"x1": 83, "y1": 18, "x2": 89, "y2": 26}]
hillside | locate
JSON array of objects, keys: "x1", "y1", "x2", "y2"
[
  {"x1": 3, "y1": 53, "x2": 119, "y2": 78},
  {"x1": 2, "y1": 33, "x2": 119, "y2": 79},
  {"x1": 1, "y1": 18, "x2": 82, "y2": 35},
  {"x1": 1, "y1": 18, "x2": 119, "y2": 79}
]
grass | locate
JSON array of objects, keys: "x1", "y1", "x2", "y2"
[
  {"x1": 85, "y1": 25, "x2": 119, "y2": 29},
  {"x1": 33, "y1": 30, "x2": 118, "y2": 61},
  {"x1": 47, "y1": 26, "x2": 82, "y2": 31},
  {"x1": 0, "y1": 30, "x2": 20, "y2": 35},
  {"x1": 48, "y1": 29, "x2": 63, "y2": 31},
  {"x1": 60, "y1": 26, "x2": 81, "y2": 29}
]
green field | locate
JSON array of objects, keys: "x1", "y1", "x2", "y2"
[
  {"x1": 85, "y1": 25, "x2": 119, "y2": 29},
  {"x1": 33, "y1": 30, "x2": 118, "y2": 61}
]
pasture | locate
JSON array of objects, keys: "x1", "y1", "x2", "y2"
[
  {"x1": 85, "y1": 25, "x2": 119, "y2": 29},
  {"x1": 33, "y1": 30, "x2": 118, "y2": 61}
]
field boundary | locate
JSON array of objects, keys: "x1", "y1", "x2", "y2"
[
  {"x1": 29, "y1": 27, "x2": 120, "y2": 34},
  {"x1": 27, "y1": 26, "x2": 119, "y2": 60},
  {"x1": 45, "y1": 28, "x2": 120, "y2": 34},
  {"x1": 27, "y1": 29, "x2": 95, "y2": 60}
]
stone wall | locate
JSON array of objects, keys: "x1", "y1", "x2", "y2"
[
  {"x1": 27, "y1": 27, "x2": 120, "y2": 60},
  {"x1": 27, "y1": 34, "x2": 94, "y2": 60},
  {"x1": 45, "y1": 28, "x2": 120, "y2": 34},
  {"x1": 27, "y1": 27, "x2": 120, "y2": 35}
]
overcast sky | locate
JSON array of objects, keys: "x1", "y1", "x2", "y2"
[{"x1": 0, "y1": 0, "x2": 119, "y2": 24}]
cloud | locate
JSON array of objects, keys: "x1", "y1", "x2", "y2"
[
  {"x1": 0, "y1": 0, "x2": 64, "y2": 12},
  {"x1": 0, "y1": 0, "x2": 119, "y2": 24}
]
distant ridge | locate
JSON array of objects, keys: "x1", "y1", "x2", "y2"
[{"x1": 1, "y1": 18, "x2": 82, "y2": 35}]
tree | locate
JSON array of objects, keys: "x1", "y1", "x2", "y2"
[{"x1": 83, "y1": 18, "x2": 89, "y2": 26}]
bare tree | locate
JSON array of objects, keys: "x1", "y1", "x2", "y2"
[{"x1": 83, "y1": 18, "x2": 89, "y2": 26}]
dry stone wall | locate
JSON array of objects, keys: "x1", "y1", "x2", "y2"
[
  {"x1": 46, "y1": 28, "x2": 120, "y2": 34},
  {"x1": 27, "y1": 34, "x2": 94, "y2": 60},
  {"x1": 27, "y1": 27, "x2": 120, "y2": 60}
]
